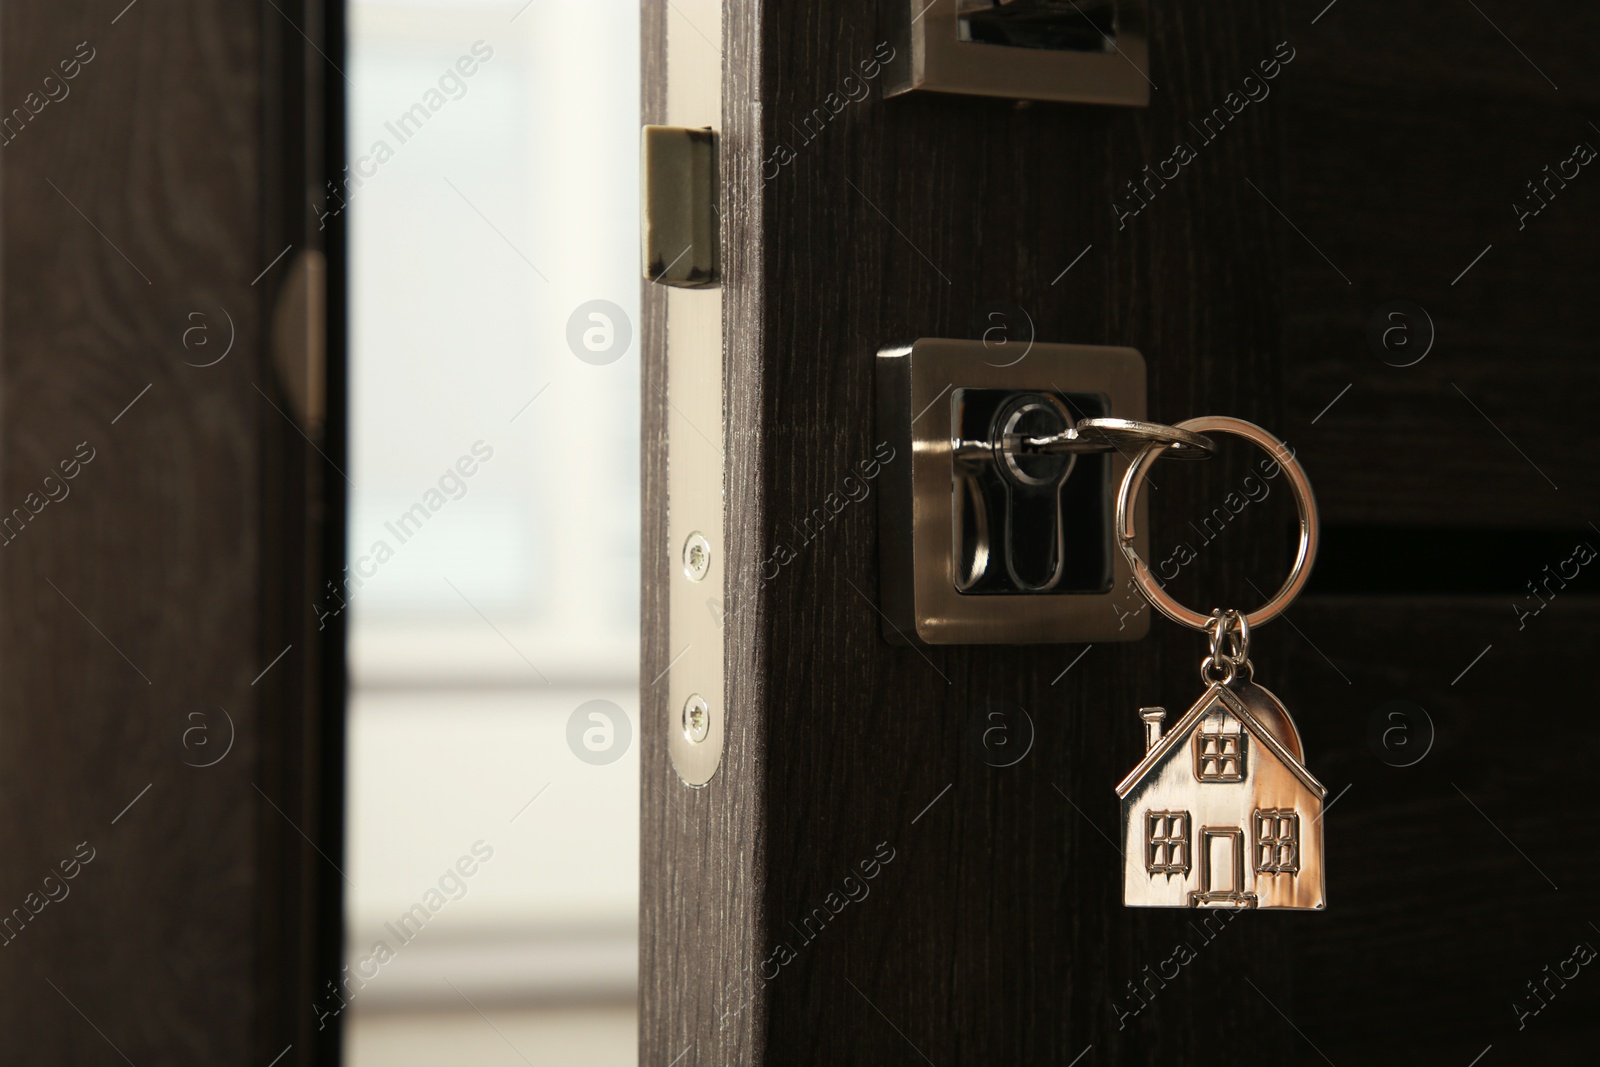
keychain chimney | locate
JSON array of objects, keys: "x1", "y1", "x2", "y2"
[{"x1": 1139, "y1": 707, "x2": 1166, "y2": 751}]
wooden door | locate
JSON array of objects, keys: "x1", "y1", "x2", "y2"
[
  {"x1": 0, "y1": 2, "x2": 345, "y2": 1062},
  {"x1": 642, "y1": 1, "x2": 1600, "y2": 1064}
]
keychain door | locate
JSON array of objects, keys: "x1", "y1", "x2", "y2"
[{"x1": 1199, "y1": 828, "x2": 1244, "y2": 905}]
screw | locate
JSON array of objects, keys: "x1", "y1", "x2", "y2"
[
  {"x1": 682, "y1": 532, "x2": 711, "y2": 582},
  {"x1": 682, "y1": 694, "x2": 710, "y2": 744}
]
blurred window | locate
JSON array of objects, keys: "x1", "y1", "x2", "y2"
[{"x1": 344, "y1": 1, "x2": 641, "y2": 1060}]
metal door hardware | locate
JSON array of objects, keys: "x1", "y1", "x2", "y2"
[
  {"x1": 641, "y1": 125, "x2": 719, "y2": 288},
  {"x1": 271, "y1": 249, "x2": 327, "y2": 433},
  {"x1": 886, "y1": 0, "x2": 1150, "y2": 106},
  {"x1": 876, "y1": 338, "x2": 1166, "y2": 644},
  {"x1": 643, "y1": 15, "x2": 725, "y2": 787}
]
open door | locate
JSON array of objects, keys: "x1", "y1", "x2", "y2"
[
  {"x1": 0, "y1": 2, "x2": 345, "y2": 1062},
  {"x1": 642, "y1": 1, "x2": 1600, "y2": 1063}
]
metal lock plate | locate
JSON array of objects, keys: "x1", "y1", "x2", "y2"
[
  {"x1": 885, "y1": 0, "x2": 1150, "y2": 106},
  {"x1": 876, "y1": 338, "x2": 1150, "y2": 644},
  {"x1": 642, "y1": 8, "x2": 726, "y2": 787}
]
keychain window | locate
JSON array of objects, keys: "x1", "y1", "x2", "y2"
[
  {"x1": 1145, "y1": 811, "x2": 1191, "y2": 875},
  {"x1": 1255, "y1": 810, "x2": 1301, "y2": 873},
  {"x1": 1195, "y1": 729, "x2": 1247, "y2": 782}
]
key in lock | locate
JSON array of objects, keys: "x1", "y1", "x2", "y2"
[{"x1": 951, "y1": 388, "x2": 1115, "y2": 595}]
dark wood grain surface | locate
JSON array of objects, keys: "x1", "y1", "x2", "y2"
[
  {"x1": 1280, "y1": 598, "x2": 1598, "y2": 1065},
  {"x1": 1283, "y1": 0, "x2": 1600, "y2": 527},
  {"x1": 641, "y1": 1, "x2": 1600, "y2": 1063},
  {"x1": 752, "y1": 2, "x2": 1299, "y2": 1062},
  {"x1": 0, "y1": 2, "x2": 343, "y2": 1062}
]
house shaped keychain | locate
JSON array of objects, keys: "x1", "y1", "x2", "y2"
[
  {"x1": 1115, "y1": 679, "x2": 1326, "y2": 909},
  {"x1": 1111, "y1": 416, "x2": 1327, "y2": 911}
]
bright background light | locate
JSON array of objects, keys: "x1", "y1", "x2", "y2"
[{"x1": 345, "y1": 2, "x2": 640, "y2": 1061}]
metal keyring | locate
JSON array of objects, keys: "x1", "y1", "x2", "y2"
[{"x1": 1115, "y1": 416, "x2": 1318, "y2": 631}]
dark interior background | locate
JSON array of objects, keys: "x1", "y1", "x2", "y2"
[{"x1": 0, "y1": 2, "x2": 345, "y2": 1062}]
